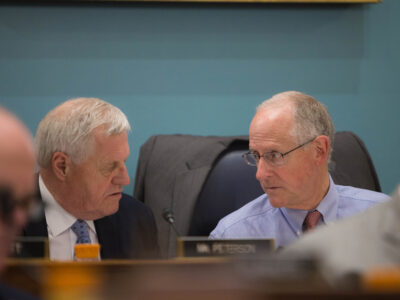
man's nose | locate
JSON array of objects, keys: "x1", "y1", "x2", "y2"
[
  {"x1": 256, "y1": 158, "x2": 274, "y2": 182},
  {"x1": 113, "y1": 164, "x2": 130, "y2": 186}
]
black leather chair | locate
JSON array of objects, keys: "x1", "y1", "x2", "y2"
[
  {"x1": 188, "y1": 140, "x2": 263, "y2": 236},
  {"x1": 188, "y1": 131, "x2": 382, "y2": 236},
  {"x1": 328, "y1": 131, "x2": 381, "y2": 192}
]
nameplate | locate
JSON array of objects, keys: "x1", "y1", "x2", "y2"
[
  {"x1": 11, "y1": 237, "x2": 49, "y2": 259},
  {"x1": 177, "y1": 237, "x2": 274, "y2": 257}
]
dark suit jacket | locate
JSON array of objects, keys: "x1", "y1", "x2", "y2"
[
  {"x1": 134, "y1": 134, "x2": 248, "y2": 258},
  {"x1": 0, "y1": 283, "x2": 40, "y2": 300},
  {"x1": 23, "y1": 192, "x2": 159, "y2": 259}
]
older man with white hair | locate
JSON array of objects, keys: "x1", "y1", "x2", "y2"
[
  {"x1": 210, "y1": 91, "x2": 389, "y2": 249},
  {"x1": 24, "y1": 98, "x2": 159, "y2": 260}
]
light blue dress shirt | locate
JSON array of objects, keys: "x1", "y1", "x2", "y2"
[{"x1": 209, "y1": 176, "x2": 390, "y2": 249}]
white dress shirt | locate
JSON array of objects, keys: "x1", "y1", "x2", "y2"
[{"x1": 39, "y1": 175, "x2": 99, "y2": 261}]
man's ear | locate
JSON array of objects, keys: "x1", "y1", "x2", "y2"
[
  {"x1": 51, "y1": 152, "x2": 71, "y2": 181},
  {"x1": 313, "y1": 135, "x2": 330, "y2": 165}
]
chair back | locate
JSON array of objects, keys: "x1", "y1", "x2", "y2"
[
  {"x1": 188, "y1": 141, "x2": 263, "y2": 236},
  {"x1": 329, "y1": 131, "x2": 381, "y2": 192}
]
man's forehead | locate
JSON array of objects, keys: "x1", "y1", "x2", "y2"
[
  {"x1": 1, "y1": 152, "x2": 35, "y2": 172},
  {"x1": 0, "y1": 157, "x2": 36, "y2": 198},
  {"x1": 0, "y1": 109, "x2": 35, "y2": 196},
  {"x1": 249, "y1": 112, "x2": 296, "y2": 150},
  {"x1": 254, "y1": 104, "x2": 294, "y2": 123},
  {"x1": 91, "y1": 130, "x2": 129, "y2": 160},
  {"x1": 93, "y1": 132, "x2": 128, "y2": 148},
  {"x1": 0, "y1": 137, "x2": 35, "y2": 166},
  {"x1": 249, "y1": 135, "x2": 296, "y2": 152},
  {"x1": 251, "y1": 109, "x2": 294, "y2": 138},
  {"x1": 0, "y1": 115, "x2": 34, "y2": 155}
]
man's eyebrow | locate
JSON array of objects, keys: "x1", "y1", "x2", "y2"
[
  {"x1": 249, "y1": 148, "x2": 280, "y2": 154},
  {"x1": 100, "y1": 161, "x2": 118, "y2": 170}
]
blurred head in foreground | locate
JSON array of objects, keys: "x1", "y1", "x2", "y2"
[{"x1": 0, "y1": 107, "x2": 36, "y2": 272}]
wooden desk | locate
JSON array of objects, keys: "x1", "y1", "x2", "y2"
[
  {"x1": 3, "y1": 258, "x2": 233, "y2": 299},
  {"x1": 2, "y1": 258, "x2": 400, "y2": 300}
]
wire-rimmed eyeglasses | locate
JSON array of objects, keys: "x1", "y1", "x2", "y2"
[{"x1": 242, "y1": 137, "x2": 316, "y2": 167}]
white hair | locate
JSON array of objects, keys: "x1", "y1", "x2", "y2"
[
  {"x1": 257, "y1": 91, "x2": 335, "y2": 160},
  {"x1": 35, "y1": 97, "x2": 131, "y2": 167}
]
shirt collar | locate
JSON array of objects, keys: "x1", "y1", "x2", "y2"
[
  {"x1": 280, "y1": 175, "x2": 338, "y2": 234},
  {"x1": 39, "y1": 175, "x2": 96, "y2": 237},
  {"x1": 315, "y1": 175, "x2": 338, "y2": 224}
]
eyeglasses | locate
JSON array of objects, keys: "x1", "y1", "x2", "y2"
[
  {"x1": 242, "y1": 137, "x2": 316, "y2": 167},
  {"x1": 0, "y1": 186, "x2": 42, "y2": 225}
]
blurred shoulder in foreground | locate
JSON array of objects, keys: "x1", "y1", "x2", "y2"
[{"x1": 281, "y1": 184, "x2": 400, "y2": 286}]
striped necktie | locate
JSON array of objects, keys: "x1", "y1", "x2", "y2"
[{"x1": 302, "y1": 210, "x2": 322, "y2": 232}]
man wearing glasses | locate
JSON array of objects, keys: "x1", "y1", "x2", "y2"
[
  {"x1": 0, "y1": 107, "x2": 39, "y2": 299},
  {"x1": 210, "y1": 91, "x2": 389, "y2": 249}
]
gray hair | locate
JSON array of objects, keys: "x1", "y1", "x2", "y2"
[
  {"x1": 257, "y1": 91, "x2": 335, "y2": 160},
  {"x1": 35, "y1": 97, "x2": 131, "y2": 167}
]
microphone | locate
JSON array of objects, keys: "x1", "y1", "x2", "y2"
[{"x1": 162, "y1": 208, "x2": 180, "y2": 236}]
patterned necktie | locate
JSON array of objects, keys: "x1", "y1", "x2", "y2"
[
  {"x1": 302, "y1": 210, "x2": 322, "y2": 232},
  {"x1": 71, "y1": 219, "x2": 91, "y2": 244}
]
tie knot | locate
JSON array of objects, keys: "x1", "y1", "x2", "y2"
[
  {"x1": 303, "y1": 210, "x2": 322, "y2": 232},
  {"x1": 71, "y1": 219, "x2": 91, "y2": 244}
]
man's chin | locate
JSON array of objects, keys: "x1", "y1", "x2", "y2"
[
  {"x1": 265, "y1": 193, "x2": 286, "y2": 208},
  {"x1": 108, "y1": 199, "x2": 121, "y2": 215},
  {"x1": 98, "y1": 194, "x2": 121, "y2": 217},
  {"x1": 269, "y1": 201, "x2": 285, "y2": 208}
]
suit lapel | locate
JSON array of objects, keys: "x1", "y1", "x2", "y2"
[
  {"x1": 23, "y1": 215, "x2": 48, "y2": 237},
  {"x1": 23, "y1": 188, "x2": 48, "y2": 237},
  {"x1": 94, "y1": 215, "x2": 120, "y2": 259}
]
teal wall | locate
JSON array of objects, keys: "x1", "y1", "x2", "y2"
[{"x1": 0, "y1": 1, "x2": 399, "y2": 195}]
